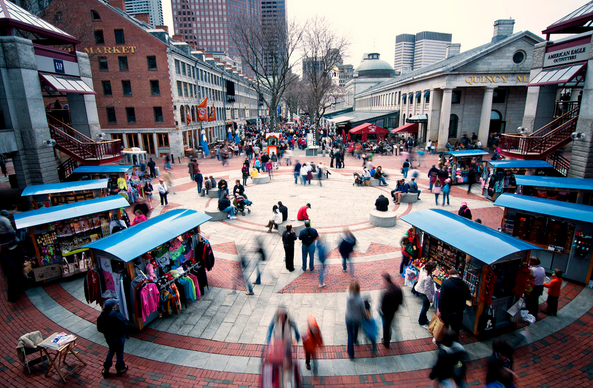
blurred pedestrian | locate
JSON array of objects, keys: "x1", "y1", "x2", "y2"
[
  {"x1": 339, "y1": 228, "x2": 357, "y2": 276},
  {"x1": 317, "y1": 235, "x2": 327, "y2": 287},
  {"x1": 429, "y1": 328, "x2": 467, "y2": 387},
  {"x1": 302, "y1": 314, "x2": 323, "y2": 372},
  {"x1": 380, "y1": 273, "x2": 403, "y2": 349},
  {"x1": 362, "y1": 299, "x2": 378, "y2": 355},
  {"x1": 486, "y1": 339, "x2": 517, "y2": 387},
  {"x1": 97, "y1": 299, "x2": 128, "y2": 378},
  {"x1": 345, "y1": 281, "x2": 365, "y2": 360}
]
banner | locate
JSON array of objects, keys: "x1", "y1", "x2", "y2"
[
  {"x1": 197, "y1": 97, "x2": 208, "y2": 121},
  {"x1": 208, "y1": 102, "x2": 216, "y2": 122}
]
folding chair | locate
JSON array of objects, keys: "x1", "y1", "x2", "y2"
[{"x1": 16, "y1": 331, "x2": 46, "y2": 373}]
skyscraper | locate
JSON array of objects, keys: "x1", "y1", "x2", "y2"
[
  {"x1": 125, "y1": 0, "x2": 164, "y2": 28},
  {"x1": 261, "y1": 0, "x2": 286, "y2": 26},
  {"x1": 394, "y1": 31, "x2": 452, "y2": 74},
  {"x1": 171, "y1": 0, "x2": 261, "y2": 64}
]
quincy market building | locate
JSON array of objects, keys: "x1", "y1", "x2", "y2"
[{"x1": 352, "y1": 20, "x2": 543, "y2": 150}]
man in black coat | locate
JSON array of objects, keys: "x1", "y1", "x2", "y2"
[
  {"x1": 147, "y1": 158, "x2": 156, "y2": 178},
  {"x1": 375, "y1": 194, "x2": 389, "y2": 212},
  {"x1": 277, "y1": 201, "x2": 288, "y2": 222},
  {"x1": 97, "y1": 299, "x2": 128, "y2": 378},
  {"x1": 380, "y1": 273, "x2": 403, "y2": 348},
  {"x1": 438, "y1": 269, "x2": 471, "y2": 339}
]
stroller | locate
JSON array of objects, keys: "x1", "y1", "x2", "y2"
[
  {"x1": 234, "y1": 195, "x2": 252, "y2": 216},
  {"x1": 353, "y1": 173, "x2": 363, "y2": 186}
]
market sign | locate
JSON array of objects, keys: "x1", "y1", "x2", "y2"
[
  {"x1": 368, "y1": 125, "x2": 377, "y2": 132},
  {"x1": 464, "y1": 75, "x2": 529, "y2": 85},
  {"x1": 544, "y1": 44, "x2": 589, "y2": 67},
  {"x1": 83, "y1": 46, "x2": 138, "y2": 55}
]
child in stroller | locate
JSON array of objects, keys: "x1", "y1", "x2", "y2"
[
  {"x1": 353, "y1": 173, "x2": 363, "y2": 186},
  {"x1": 234, "y1": 195, "x2": 252, "y2": 216}
]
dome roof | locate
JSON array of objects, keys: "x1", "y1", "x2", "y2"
[{"x1": 355, "y1": 53, "x2": 396, "y2": 78}]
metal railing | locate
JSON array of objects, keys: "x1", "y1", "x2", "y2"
[
  {"x1": 546, "y1": 152, "x2": 571, "y2": 177},
  {"x1": 48, "y1": 124, "x2": 122, "y2": 162}
]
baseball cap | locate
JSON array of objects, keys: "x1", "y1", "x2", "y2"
[
  {"x1": 104, "y1": 299, "x2": 118, "y2": 309},
  {"x1": 461, "y1": 201, "x2": 467, "y2": 206},
  {"x1": 307, "y1": 203, "x2": 311, "y2": 208}
]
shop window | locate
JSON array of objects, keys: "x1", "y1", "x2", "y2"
[
  {"x1": 451, "y1": 90, "x2": 462, "y2": 104},
  {"x1": 157, "y1": 133, "x2": 169, "y2": 147},
  {"x1": 154, "y1": 107, "x2": 164, "y2": 123},
  {"x1": 94, "y1": 30, "x2": 104, "y2": 45},
  {"x1": 114, "y1": 29, "x2": 125, "y2": 44},
  {"x1": 106, "y1": 107, "x2": 116, "y2": 123},
  {"x1": 98, "y1": 56, "x2": 108, "y2": 71},
  {"x1": 492, "y1": 89, "x2": 506, "y2": 104},
  {"x1": 147, "y1": 56, "x2": 157, "y2": 70},
  {"x1": 91, "y1": 10, "x2": 101, "y2": 21},
  {"x1": 126, "y1": 133, "x2": 139, "y2": 148},
  {"x1": 101, "y1": 80, "x2": 112, "y2": 96},
  {"x1": 448, "y1": 114, "x2": 459, "y2": 138},
  {"x1": 121, "y1": 80, "x2": 132, "y2": 96},
  {"x1": 125, "y1": 107, "x2": 136, "y2": 124},
  {"x1": 150, "y1": 80, "x2": 160, "y2": 96},
  {"x1": 118, "y1": 56, "x2": 128, "y2": 71}
]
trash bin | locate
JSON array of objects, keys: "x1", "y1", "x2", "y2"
[
  {"x1": 8, "y1": 174, "x2": 17, "y2": 189},
  {"x1": 155, "y1": 167, "x2": 160, "y2": 177}
]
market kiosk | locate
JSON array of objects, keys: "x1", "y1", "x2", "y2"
[
  {"x1": 444, "y1": 150, "x2": 489, "y2": 185},
  {"x1": 71, "y1": 165, "x2": 144, "y2": 203},
  {"x1": 121, "y1": 148, "x2": 148, "y2": 171},
  {"x1": 483, "y1": 160, "x2": 554, "y2": 201},
  {"x1": 21, "y1": 179, "x2": 109, "y2": 209},
  {"x1": 495, "y1": 193, "x2": 593, "y2": 284},
  {"x1": 400, "y1": 209, "x2": 542, "y2": 335},
  {"x1": 514, "y1": 175, "x2": 593, "y2": 205},
  {"x1": 71, "y1": 165, "x2": 134, "y2": 180},
  {"x1": 13, "y1": 195, "x2": 130, "y2": 283},
  {"x1": 265, "y1": 133, "x2": 280, "y2": 156},
  {"x1": 82, "y1": 209, "x2": 212, "y2": 330}
]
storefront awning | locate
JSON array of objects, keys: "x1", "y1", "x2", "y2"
[
  {"x1": 527, "y1": 62, "x2": 587, "y2": 86},
  {"x1": 39, "y1": 72, "x2": 96, "y2": 95},
  {"x1": 445, "y1": 150, "x2": 489, "y2": 158},
  {"x1": 14, "y1": 195, "x2": 129, "y2": 229},
  {"x1": 400, "y1": 209, "x2": 543, "y2": 265},
  {"x1": 407, "y1": 114, "x2": 428, "y2": 123},
  {"x1": 72, "y1": 165, "x2": 134, "y2": 174},
  {"x1": 349, "y1": 122, "x2": 389, "y2": 135},
  {"x1": 514, "y1": 175, "x2": 593, "y2": 191},
  {"x1": 391, "y1": 123, "x2": 418, "y2": 134},
  {"x1": 21, "y1": 179, "x2": 108, "y2": 197},
  {"x1": 327, "y1": 115, "x2": 354, "y2": 123},
  {"x1": 82, "y1": 209, "x2": 211, "y2": 262},
  {"x1": 487, "y1": 160, "x2": 553, "y2": 169},
  {"x1": 494, "y1": 193, "x2": 593, "y2": 224}
]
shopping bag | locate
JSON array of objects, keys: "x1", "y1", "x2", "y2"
[
  {"x1": 428, "y1": 314, "x2": 446, "y2": 341},
  {"x1": 507, "y1": 298, "x2": 524, "y2": 317}
]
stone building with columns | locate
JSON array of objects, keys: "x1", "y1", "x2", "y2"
[{"x1": 351, "y1": 20, "x2": 543, "y2": 151}]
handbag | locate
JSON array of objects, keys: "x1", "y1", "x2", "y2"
[{"x1": 427, "y1": 313, "x2": 446, "y2": 341}]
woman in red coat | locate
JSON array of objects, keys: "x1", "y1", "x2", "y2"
[
  {"x1": 302, "y1": 314, "x2": 323, "y2": 372},
  {"x1": 543, "y1": 269, "x2": 563, "y2": 316}
]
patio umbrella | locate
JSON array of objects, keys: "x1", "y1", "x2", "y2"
[
  {"x1": 227, "y1": 128, "x2": 233, "y2": 142},
  {"x1": 234, "y1": 132, "x2": 240, "y2": 143},
  {"x1": 200, "y1": 133, "x2": 209, "y2": 157}
]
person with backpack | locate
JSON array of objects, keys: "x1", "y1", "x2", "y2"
[
  {"x1": 402, "y1": 159, "x2": 411, "y2": 179},
  {"x1": 458, "y1": 202, "x2": 472, "y2": 220},
  {"x1": 299, "y1": 220, "x2": 319, "y2": 271},
  {"x1": 97, "y1": 299, "x2": 128, "y2": 378},
  {"x1": 339, "y1": 227, "x2": 357, "y2": 276}
]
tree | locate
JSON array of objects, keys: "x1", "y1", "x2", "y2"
[
  {"x1": 282, "y1": 72, "x2": 303, "y2": 121},
  {"x1": 300, "y1": 17, "x2": 349, "y2": 140},
  {"x1": 231, "y1": 17, "x2": 302, "y2": 132}
]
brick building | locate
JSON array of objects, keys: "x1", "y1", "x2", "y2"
[{"x1": 41, "y1": 0, "x2": 264, "y2": 158}]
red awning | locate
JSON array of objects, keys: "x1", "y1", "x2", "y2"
[
  {"x1": 527, "y1": 62, "x2": 587, "y2": 86},
  {"x1": 391, "y1": 123, "x2": 418, "y2": 134},
  {"x1": 349, "y1": 123, "x2": 389, "y2": 135},
  {"x1": 39, "y1": 72, "x2": 96, "y2": 95}
]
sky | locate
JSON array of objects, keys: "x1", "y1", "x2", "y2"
[{"x1": 162, "y1": 0, "x2": 588, "y2": 67}]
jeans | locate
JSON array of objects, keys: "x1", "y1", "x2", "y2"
[
  {"x1": 242, "y1": 264, "x2": 253, "y2": 293},
  {"x1": 442, "y1": 192, "x2": 450, "y2": 205},
  {"x1": 254, "y1": 261, "x2": 261, "y2": 284},
  {"x1": 342, "y1": 254, "x2": 354, "y2": 277},
  {"x1": 419, "y1": 294, "x2": 431, "y2": 325},
  {"x1": 378, "y1": 177, "x2": 387, "y2": 186},
  {"x1": 223, "y1": 206, "x2": 235, "y2": 217},
  {"x1": 294, "y1": 172, "x2": 299, "y2": 184},
  {"x1": 402, "y1": 167, "x2": 409, "y2": 179},
  {"x1": 429, "y1": 178, "x2": 435, "y2": 191},
  {"x1": 318, "y1": 259, "x2": 326, "y2": 285},
  {"x1": 434, "y1": 193, "x2": 440, "y2": 205},
  {"x1": 104, "y1": 336, "x2": 126, "y2": 371},
  {"x1": 243, "y1": 176, "x2": 248, "y2": 186},
  {"x1": 196, "y1": 182, "x2": 202, "y2": 193},
  {"x1": 166, "y1": 161, "x2": 171, "y2": 169},
  {"x1": 415, "y1": 190, "x2": 422, "y2": 199},
  {"x1": 301, "y1": 244, "x2": 315, "y2": 270},
  {"x1": 159, "y1": 192, "x2": 168, "y2": 206},
  {"x1": 346, "y1": 321, "x2": 359, "y2": 359},
  {"x1": 301, "y1": 175, "x2": 307, "y2": 185}
]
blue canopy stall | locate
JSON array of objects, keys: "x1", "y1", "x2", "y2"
[
  {"x1": 13, "y1": 195, "x2": 130, "y2": 282},
  {"x1": 21, "y1": 179, "x2": 109, "y2": 208},
  {"x1": 444, "y1": 150, "x2": 489, "y2": 185},
  {"x1": 483, "y1": 160, "x2": 554, "y2": 201},
  {"x1": 82, "y1": 209, "x2": 212, "y2": 329},
  {"x1": 401, "y1": 209, "x2": 542, "y2": 334},
  {"x1": 514, "y1": 175, "x2": 593, "y2": 205},
  {"x1": 495, "y1": 193, "x2": 593, "y2": 284}
]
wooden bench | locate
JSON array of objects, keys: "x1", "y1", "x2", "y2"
[
  {"x1": 400, "y1": 193, "x2": 419, "y2": 203},
  {"x1": 204, "y1": 204, "x2": 230, "y2": 221},
  {"x1": 252, "y1": 175, "x2": 270, "y2": 184},
  {"x1": 369, "y1": 210, "x2": 397, "y2": 227},
  {"x1": 277, "y1": 220, "x2": 306, "y2": 236}
]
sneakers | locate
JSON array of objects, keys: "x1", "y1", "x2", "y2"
[
  {"x1": 229, "y1": 216, "x2": 237, "y2": 220},
  {"x1": 421, "y1": 324, "x2": 429, "y2": 330},
  {"x1": 432, "y1": 338, "x2": 438, "y2": 345},
  {"x1": 115, "y1": 365, "x2": 128, "y2": 376},
  {"x1": 306, "y1": 363, "x2": 311, "y2": 370},
  {"x1": 318, "y1": 283, "x2": 326, "y2": 288},
  {"x1": 245, "y1": 291, "x2": 254, "y2": 295}
]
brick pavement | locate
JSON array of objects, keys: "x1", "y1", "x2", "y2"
[{"x1": 2, "y1": 150, "x2": 593, "y2": 388}]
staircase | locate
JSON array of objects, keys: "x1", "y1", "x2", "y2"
[
  {"x1": 498, "y1": 107, "x2": 578, "y2": 176},
  {"x1": 47, "y1": 115, "x2": 122, "y2": 169}
]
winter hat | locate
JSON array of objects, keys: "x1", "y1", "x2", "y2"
[
  {"x1": 104, "y1": 299, "x2": 118, "y2": 309},
  {"x1": 461, "y1": 201, "x2": 467, "y2": 206},
  {"x1": 0, "y1": 210, "x2": 9, "y2": 217}
]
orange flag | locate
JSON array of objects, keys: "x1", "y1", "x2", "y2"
[
  {"x1": 208, "y1": 102, "x2": 216, "y2": 122},
  {"x1": 197, "y1": 97, "x2": 208, "y2": 121}
]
